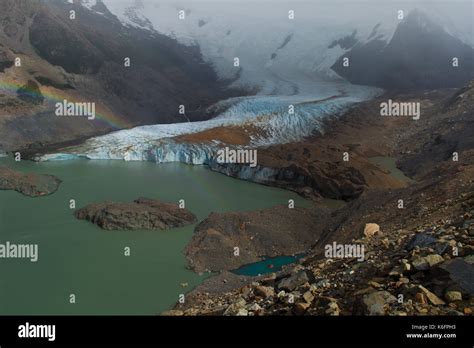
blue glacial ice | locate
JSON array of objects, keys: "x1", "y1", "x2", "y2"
[{"x1": 38, "y1": 83, "x2": 381, "y2": 166}]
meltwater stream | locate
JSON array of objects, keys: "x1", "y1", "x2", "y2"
[{"x1": 0, "y1": 158, "x2": 310, "y2": 314}]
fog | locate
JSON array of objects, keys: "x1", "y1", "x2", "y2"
[{"x1": 117, "y1": 0, "x2": 473, "y2": 45}]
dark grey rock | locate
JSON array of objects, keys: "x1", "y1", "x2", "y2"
[
  {"x1": 405, "y1": 233, "x2": 447, "y2": 254},
  {"x1": 277, "y1": 271, "x2": 309, "y2": 291},
  {"x1": 438, "y1": 258, "x2": 474, "y2": 296}
]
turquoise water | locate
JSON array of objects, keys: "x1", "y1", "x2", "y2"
[
  {"x1": 0, "y1": 158, "x2": 310, "y2": 315},
  {"x1": 232, "y1": 254, "x2": 305, "y2": 276}
]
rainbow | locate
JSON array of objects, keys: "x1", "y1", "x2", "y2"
[{"x1": 0, "y1": 78, "x2": 133, "y2": 130}]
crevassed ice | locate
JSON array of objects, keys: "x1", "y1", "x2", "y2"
[{"x1": 39, "y1": 83, "x2": 381, "y2": 163}]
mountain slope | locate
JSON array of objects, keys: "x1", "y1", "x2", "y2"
[
  {"x1": 332, "y1": 10, "x2": 474, "y2": 90},
  {"x1": 100, "y1": 1, "x2": 473, "y2": 92},
  {"x1": 0, "y1": 0, "x2": 238, "y2": 152}
]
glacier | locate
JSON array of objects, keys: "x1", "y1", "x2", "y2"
[
  {"x1": 37, "y1": 88, "x2": 374, "y2": 190},
  {"x1": 38, "y1": 83, "x2": 381, "y2": 164},
  {"x1": 47, "y1": 1, "x2": 469, "y2": 172},
  {"x1": 39, "y1": 1, "x2": 394, "y2": 168},
  {"x1": 43, "y1": 0, "x2": 473, "y2": 187}
]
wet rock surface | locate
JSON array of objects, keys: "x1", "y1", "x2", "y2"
[{"x1": 74, "y1": 197, "x2": 197, "y2": 231}]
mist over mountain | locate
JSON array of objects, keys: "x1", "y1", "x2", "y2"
[
  {"x1": 0, "y1": 0, "x2": 237, "y2": 152},
  {"x1": 1, "y1": 0, "x2": 474, "y2": 325},
  {"x1": 99, "y1": 0, "x2": 473, "y2": 92},
  {"x1": 332, "y1": 9, "x2": 474, "y2": 90}
]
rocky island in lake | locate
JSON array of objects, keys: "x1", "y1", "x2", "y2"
[
  {"x1": 0, "y1": 166, "x2": 62, "y2": 197},
  {"x1": 74, "y1": 197, "x2": 197, "y2": 231}
]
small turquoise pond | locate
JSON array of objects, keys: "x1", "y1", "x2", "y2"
[{"x1": 232, "y1": 254, "x2": 305, "y2": 276}]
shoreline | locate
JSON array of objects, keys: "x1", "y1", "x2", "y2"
[
  {"x1": 28, "y1": 89, "x2": 388, "y2": 202},
  {"x1": 2, "y1": 83, "x2": 472, "y2": 316},
  {"x1": 169, "y1": 83, "x2": 474, "y2": 315}
]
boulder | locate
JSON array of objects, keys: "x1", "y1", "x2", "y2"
[
  {"x1": 277, "y1": 271, "x2": 309, "y2": 291},
  {"x1": 235, "y1": 308, "x2": 248, "y2": 316},
  {"x1": 425, "y1": 254, "x2": 444, "y2": 267},
  {"x1": 223, "y1": 298, "x2": 247, "y2": 316},
  {"x1": 438, "y1": 258, "x2": 474, "y2": 296},
  {"x1": 415, "y1": 292, "x2": 427, "y2": 304},
  {"x1": 254, "y1": 285, "x2": 275, "y2": 298},
  {"x1": 249, "y1": 303, "x2": 262, "y2": 312},
  {"x1": 412, "y1": 254, "x2": 444, "y2": 271},
  {"x1": 303, "y1": 291, "x2": 315, "y2": 304},
  {"x1": 405, "y1": 233, "x2": 447, "y2": 254},
  {"x1": 364, "y1": 223, "x2": 380, "y2": 238},
  {"x1": 294, "y1": 302, "x2": 311, "y2": 314},
  {"x1": 418, "y1": 285, "x2": 445, "y2": 305},
  {"x1": 362, "y1": 291, "x2": 397, "y2": 315},
  {"x1": 325, "y1": 301, "x2": 340, "y2": 316},
  {"x1": 412, "y1": 257, "x2": 430, "y2": 271},
  {"x1": 445, "y1": 291, "x2": 462, "y2": 302}
]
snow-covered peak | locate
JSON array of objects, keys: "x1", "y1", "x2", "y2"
[{"x1": 83, "y1": 1, "x2": 472, "y2": 94}]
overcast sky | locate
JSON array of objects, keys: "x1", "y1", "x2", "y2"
[{"x1": 107, "y1": 0, "x2": 473, "y2": 45}]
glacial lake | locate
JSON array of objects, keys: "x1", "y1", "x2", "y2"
[
  {"x1": 0, "y1": 158, "x2": 311, "y2": 315},
  {"x1": 369, "y1": 156, "x2": 414, "y2": 183},
  {"x1": 233, "y1": 254, "x2": 305, "y2": 277}
]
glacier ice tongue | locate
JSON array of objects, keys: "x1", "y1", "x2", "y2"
[{"x1": 38, "y1": 84, "x2": 381, "y2": 165}]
